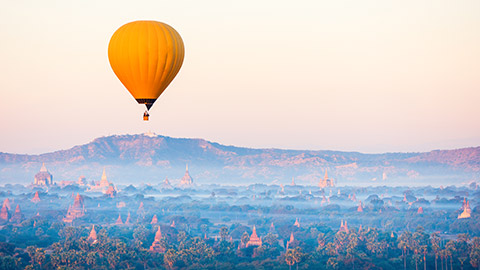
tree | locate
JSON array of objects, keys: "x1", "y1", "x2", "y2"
[
  {"x1": 285, "y1": 248, "x2": 295, "y2": 270},
  {"x1": 220, "y1": 226, "x2": 229, "y2": 241},
  {"x1": 431, "y1": 233, "x2": 441, "y2": 270}
]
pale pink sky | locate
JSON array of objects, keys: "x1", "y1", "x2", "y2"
[{"x1": 0, "y1": 0, "x2": 479, "y2": 154}]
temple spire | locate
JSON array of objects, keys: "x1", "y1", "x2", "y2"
[{"x1": 40, "y1": 163, "x2": 47, "y2": 172}]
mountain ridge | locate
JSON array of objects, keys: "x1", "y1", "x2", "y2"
[{"x1": 0, "y1": 133, "x2": 479, "y2": 185}]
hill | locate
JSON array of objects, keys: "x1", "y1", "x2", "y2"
[{"x1": 0, "y1": 133, "x2": 479, "y2": 186}]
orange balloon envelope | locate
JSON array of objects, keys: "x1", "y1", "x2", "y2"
[{"x1": 108, "y1": 20, "x2": 185, "y2": 111}]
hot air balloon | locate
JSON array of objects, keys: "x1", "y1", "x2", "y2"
[{"x1": 108, "y1": 21, "x2": 185, "y2": 120}]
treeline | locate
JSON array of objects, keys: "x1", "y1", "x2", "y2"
[{"x1": 1, "y1": 220, "x2": 480, "y2": 269}]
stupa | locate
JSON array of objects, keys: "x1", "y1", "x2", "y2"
[
  {"x1": 458, "y1": 198, "x2": 472, "y2": 219},
  {"x1": 34, "y1": 163, "x2": 53, "y2": 186},
  {"x1": 63, "y1": 193, "x2": 85, "y2": 223},
  {"x1": 417, "y1": 207, "x2": 424, "y2": 214},
  {"x1": 115, "y1": 214, "x2": 123, "y2": 225},
  {"x1": 318, "y1": 169, "x2": 335, "y2": 188},
  {"x1": 357, "y1": 201, "x2": 363, "y2": 212},
  {"x1": 161, "y1": 177, "x2": 173, "y2": 189},
  {"x1": 179, "y1": 165, "x2": 194, "y2": 187},
  {"x1": 150, "y1": 214, "x2": 158, "y2": 224},
  {"x1": 0, "y1": 203, "x2": 10, "y2": 221},
  {"x1": 149, "y1": 226, "x2": 166, "y2": 253},
  {"x1": 293, "y1": 218, "x2": 300, "y2": 228},
  {"x1": 87, "y1": 225, "x2": 98, "y2": 244},
  {"x1": 339, "y1": 220, "x2": 349, "y2": 233},
  {"x1": 246, "y1": 226, "x2": 262, "y2": 247},
  {"x1": 125, "y1": 212, "x2": 131, "y2": 225},
  {"x1": 10, "y1": 205, "x2": 24, "y2": 223},
  {"x1": 286, "y1": 232, "x2": 298, "y2": 249},
  {"x1": 31, "y1": 191, "x2": 41, "y2": 203}
]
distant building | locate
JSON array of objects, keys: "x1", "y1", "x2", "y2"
[
  {"x1": 63, "y1": 193, "x2": 85, "y2": 223},
  {"x1": 115, "y1": 214, "x2": 123, "y2": 225},
  {"x1": 149, "y1": 226, "x2": 166, "y2": 253},
  {"x1": 291, "y1": 177, "x2": 296, "y2": 186},
  {"x1": 357, "y1": 201, "x2": 364, "y2": 212},
  {"x1": 293, "y1": 218, "x2": 300, "y2": 228},
  {"x1": 0, "y1": 200, "x2": 10, "y2": 221},
  {"x1": 31, "y1": 191, "x2": 41, "y2": 203},
  {"x1": 339, "y1": 220, "x2": 349, "y2": 233},
  {"x1": 246, "y1": 226, "x2": 262, "y2": 247},
  {"x1": 179, "y1": 165, "x2": 193, "y2": 187},
  {"x1": 458, "y1": 198, "x2": 472, "y2": 219},
  {"x1": 34, "y1": 163, "x2": 53, "y2": 186},
  {"x1": 78, "y1": 176, "x2": 88, "y2": 186},
  {"x1": 125, "y1": 212, "x2": 131, "y2": 225},
  {"x1": 417, "y1": 207, "x2": 424, "y2": 214},
  {"x1": 88, "y1": 168, "x2": 113, "y2": 193},
  {"x1": 286, "y1": 232, "x2": 298, "y2": 249},
  {"x1": 150, "y1": 214, "x2": 158, "y2": 224},
  {"x1": 87, "y1": 225, "x2": 98, "y2": 244},
  {"x1": 318, "y1": 169, "x2": 334, "y2": 188},
  {"x1": 10, "y1": 205, "x2": 24, "y2": 223},
  {"x1": 161, "y1": 177, "x2": 173, "y2": 189}
]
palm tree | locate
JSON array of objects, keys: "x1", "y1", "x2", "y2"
[
  {"x1": 285, "y1": 248, "x2": 295, "y2": 270},
  {"x1": 431, "y1": 233, "x2": 441, "y2": 270}
]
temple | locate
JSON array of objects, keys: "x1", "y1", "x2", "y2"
[
  {"x1": 291, "y1": 177, "x2": 296, "y2": 186},
  {"x1": 0, "y1": 202, "x2": 9, "y2": 221},
  {"x1": 339, "y1": 220, "x2": 349, "y2": 233},
  {"x1": 151, "y1": 214, "x2": 158, "y2": 224},
  {"x1": 293, "y1": 218, "x2": 300, "y2": 228},
  {"x1": 63, "y1": 193, "x2": 85, "y2": 223},
  {"x1": 170, "y1": 220, "x2": 176, "y2": 227},
  {"x1": 87, "y1": 225, "x2": 98, "y2": 244},
  {"x1": 10, "y1": 205, "x2": 24, "y2": 223},
  {"x1": 357, "y1": 201, "x2": 363, "y2": 212},
  {"x1": 115, "y1": 214, "x2": 123, "y2": 225},
  {"x1": 246, "y1": 226, "x2": 262, "y2": 247},
  {"x1": 125, "y1": 212, "x2": 131, "y2": 225},
  {"x1": 286, "y1": 232, "x2": 298, "y2": 249},
  {"x1": 417, "y1": 207, "x2": 424, "y2": 214},
  {"x1": 318, "y1": 169, "x2": 334, "y2": 188},
  {"x1": 161, "y1": 177, "x2": 173, "y2": 189},
  {"x1": 179, "y1": 165, "x2": 194, "y2": 187},
  {"x1": 31, "y1": 191, "x2": 41, "y2": 203},
  {"x1": 149, "y1": 226, "x2": 166, "y2": 253},
  {"x1": 458, "y1": 198, "x2": 472, "y2": 219},
  {"x1": 34, "y1": 163, "x2": 53, "y2": 186}
]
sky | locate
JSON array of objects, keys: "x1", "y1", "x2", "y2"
[{"x1": 0, "y1": 0, "x2": 479, "y2": 154}]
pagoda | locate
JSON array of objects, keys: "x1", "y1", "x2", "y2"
[
  {"x1": 161, "y1": 177, "x2": 173, "y2": 189},
  {"x1": 34, "y1": 163, "x2": 53, "y2": 186},
  {"x1": 115, "y1": 214, "x2": 123, "y2": 225},
  {"x1": 0, "y1": 203, "x2": 10, "y2": 221},
  {"x1": 286, "y1": 232, "x2": 298, "y2": 249},
  {"x1": 138, "y1": 202, "x2": 145, "y2": 214},
  {"x1": 417, "y1": 207, "x2": 424, "y2": 214},
  {"x1": 179, "y1": 164, "x2": 194, "y2": 187},
  {"x1": 318, "y1": 169, "x2": 334, "y2": 188},
  {"x1": 293, "y1": 218, "x2": 300, "y2": 228},
  {"x1": 31, "y1": 191, "x2": 41, "y2": 203},
  {"x1": 357, "y1": 201, "x2": 363, "y2": 212},
  {"x1": 150, "y1": 214, "x2": 158, "y2": 224},
  {"x1": 269, "y1": 222, "x2": 276, "y2": 234},
  {"x1": 105, "y1": 185, "x2": 117, "y2": 198},
  {"x1": 458, "y1": 198, "x2": 472, "y2": 219},
  {"x1": 63, "y1": 193, "x2": 85, "y2": 223},
  {"x1": 170, "y1": 220, "x2": 176, "y2": 228},
  {"x1": 339, "y1": 220, "x2": 349, "y2": 233},
  {"x1": 2, "y1": 198, "x2": 11, "y2": 211},
  {"x1": 10, "y1": 205, "x2": 24, "y2": 223},
  {"x1": 87, "y1": 225, "x2": 98, "y2": 244},
  {"x1": 291, "y1": 177, "x2": 295, "y2": 186},
  {"x1": 246, "y1": 226, "x2": 262, "y2": 247},
  {"x1": 149, "y1": 226, "x2": 166, "y2": 253},
  {"x1": 125, "y1": 212, "x2": 131, "y2": 225}
]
